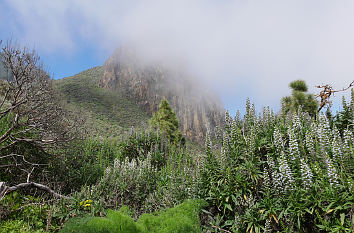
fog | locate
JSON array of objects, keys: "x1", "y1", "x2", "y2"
[{"x1": 1, "y1": 0, "x2": 354, "y2": 113}]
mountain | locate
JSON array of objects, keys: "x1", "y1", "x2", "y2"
[
  {"x1": 55, "y1": 66, "x2": 150, "y2": 137},
  {"x1": 99, "y1": 47, "x2": 225, "y2": 142},
  {"x1": 56, "y1": 48, "x2": 225, "y2": 142}
]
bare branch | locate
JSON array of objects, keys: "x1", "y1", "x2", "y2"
[
  {"x1": 0, "y1": 140, "x2": 19, "y2": 152},
  {"x1": 27, "y1": 167, "x2": 35, "y2": 182},
  {"x1": 0, "y1": 153, "x2": 47, "y2": 167},
  {"x1": 0, "y1": 99, "x2": 26, "y2": 120},
  {"x1": 316, "y1": 80, "x2": 354, "y2": 112},
  {"x1": 0, "y1": 41, "x2": 75, "y2": 202},
  {"x1": 0, "y1": 182, "x2": 70, "y2": 201}
]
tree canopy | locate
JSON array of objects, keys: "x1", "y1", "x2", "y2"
[
  {"x1": 149, "y1": 98, "x2": 184, "y2": 145},
  {"x1": 281, "y1": 80, "x2": 318, "y2": 117}
]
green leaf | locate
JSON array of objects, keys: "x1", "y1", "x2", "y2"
[
  {"x1": 224, "y1": 220, "x2": 234, "y2": 226},
  {"x1": 246, "y1": 222, "x2": 253, "y2": 232},
  {"x1": 340, "y1": 213, "x2": 345, "y2": 225},
  {"x1": 304, "y1": 208, "x2": 313, "y2": 214},
  {"x1": 231, "y1": 194, "x2": 238, "y2": 205},
  {"x1": 225, "y1": 204, "x2": 233, "y2": 211}
]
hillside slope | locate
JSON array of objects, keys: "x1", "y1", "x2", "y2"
[{"x1": 55, "y1": 66, "x2": 150, "y2": 137}]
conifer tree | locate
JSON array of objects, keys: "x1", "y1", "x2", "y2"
[
  {"x1": 150, "y1": 99, "x2": 184, "y2": 144},
  {"x1": 281, "y1": 80, "x2": 318, "y2": 117}
]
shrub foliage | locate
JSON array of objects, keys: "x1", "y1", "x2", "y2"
[
  {"x1": 200, "y1": 97, "x2": 353, "y2": 232},
  {"x1": 59, "y1": 200, "x2": 207, "y2": 233}
]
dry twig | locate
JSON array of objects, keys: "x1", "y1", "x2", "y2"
[{"x1": 315, "y1": 80, "x2": 354, "y2": 112}]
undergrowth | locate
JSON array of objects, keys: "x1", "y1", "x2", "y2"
[{"x1": 59, "y1": 199, "x2": 207, "y2": 233}]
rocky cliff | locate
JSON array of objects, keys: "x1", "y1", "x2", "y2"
[{"x1": 99, "y1": 48, "x2": 225, "y2": 142}]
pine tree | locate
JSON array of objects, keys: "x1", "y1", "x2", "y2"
[
  {"x1": 281, "y1": 80, "x2": 318, "y2": 117},
  {"x1": 150, "y1": 99, "x2": 184, "y2": 144}
]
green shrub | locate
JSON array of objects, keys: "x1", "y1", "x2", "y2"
[
  {"x1": 143, "y1": 148, "x2": 202, "y2": 213},
  {"x1": 334, "y1": 92, "x2": 354, "y2": 135},
  {"x1": 72, "y1": 129, "x2": 200, "y2": 217},
  {"x1": 0, "y1": 192, "x2": 59, "y2": 232},
  {"x1": 49, "y1": 138, "x2": 121, "y2": 194},
  {"x1": 60, "y1": 199, "x2": 207, "y2": 233},
  {"x1": 200, "y1": 99, "x2": 353, "y2": 232},
  {"x1": 117, "y1": 130, "x2": 168, "y2": 168},
  {"x1": 80, "y1": 151, "x2": 159, "y2": 217},
  {"x1": 0, "y1": 219, "x2": 46, "y2": 233}
]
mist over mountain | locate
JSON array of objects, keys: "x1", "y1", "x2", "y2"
[{"x1": 99, "y1": 47, "x2": 225, "y2": 141}]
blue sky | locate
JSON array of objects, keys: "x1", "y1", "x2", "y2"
[
  {"x1": 36, "y1": 43, "x2": 106, "y2": 79},
  {"x1": 1, "y1": 0, "x2": 353, "y2": 115}
]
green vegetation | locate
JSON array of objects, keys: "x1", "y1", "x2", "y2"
[
  {"x1": 282, "y1": 80, "x2": 318, "y2": 117},
  {"x1": 150, "y1": 98, "x2": 184, "y2": 145},
  {"x1": 334, "y1": 89, "x2": 354, "y2": 134},
  {"x1": 3, "y1": 94, "x2": 352, "y2": 232},
  {"x1": 60, "y1": 200, "x2": 207, "y2": 233},
  {"x1": 56, "y1": 67, "x2": 149, "y2": 137},
  {"x1": 200, "y1": 103, "x2": 353, "y2": 232}
]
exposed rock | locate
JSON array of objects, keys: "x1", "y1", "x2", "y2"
[{"x1": 99, "y1": 47, "x2": 225, "y2": 142}]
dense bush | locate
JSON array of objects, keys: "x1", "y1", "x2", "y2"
[
  {"x1": 0, "y1": 192, "x2": 60, "y2": 232},
  {"x1": 50, "y1": 131, "x2": 169, "y2": 194},
  {"x1": 200, "y1": 98, "x2": 353, "y2": 232},
  {"x1": 74, "y1": 139, "x2": 200, "y2": 218},
  {"x1": 59, "y1": 199, "x2": 207, "y2": 233},
  {"x1": 333, "y1": 89, "x2": 354, "y2": 135},
  {"x1": 49, "y1": 139, "x2": 120, "y2": 194},
  {"x1": 116, "y1": 130, "x2": 169, "y2": 168}
]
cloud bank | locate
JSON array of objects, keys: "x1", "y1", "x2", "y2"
[{"x1": 1, "y1": 0, "x2": 354, "y2": 112}]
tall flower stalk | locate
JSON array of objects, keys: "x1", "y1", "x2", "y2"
[{"x1": 300, "y1": 158, "x2": 313, "y2": 190}]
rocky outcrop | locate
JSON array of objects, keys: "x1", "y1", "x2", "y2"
[{"x1": 99, "y1": 47, "x2": 225, "y2": 142}]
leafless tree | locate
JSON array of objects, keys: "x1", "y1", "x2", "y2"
[
  {"x1": 0, "y1": 41, "x2": 73, "y2": 200},
  {"x1": 315, "y1": 81, "x2": 354, "y2": 112}
]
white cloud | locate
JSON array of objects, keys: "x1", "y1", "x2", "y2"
[{"x1": 2, "y1": 0, "x2": 354, "y2": 112}]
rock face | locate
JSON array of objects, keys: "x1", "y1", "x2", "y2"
[{"x1": 99, "y1": 48, "x2": 225, "y2": 142}]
